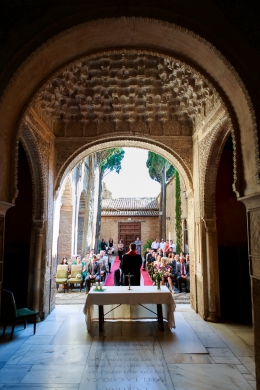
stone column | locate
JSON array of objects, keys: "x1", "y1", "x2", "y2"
[
  {"x1": 239, "y1": 194, "x2": 260, "y2": 388},
  {"x1": 0, "y1": 201, "x2": 14, "y2": 312},
  {"x1": 32, "y1": 219, "x2": 44, "y2": 316},
  {"x1": 202, "y1": 218, "x2": 220, "y2": 322}
]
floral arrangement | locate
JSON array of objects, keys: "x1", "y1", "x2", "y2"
[{"x1": 153, "y1": 268, "x2": 164, "y2": 282}]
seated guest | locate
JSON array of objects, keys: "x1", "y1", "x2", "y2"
[
  {"x1": 114, "y1": 267, "x2": 123, "y2": 286},
  {"x1": 164, "y1": 240, "x2": 170, "y2": 256},
  {"x1": 142, "y1": 248, "x2": 150, "y2": 270},
  {"x1": 60, "y1": 257, "x2": 68, "y2": 265},
  {"x1": 176, "y1": 256, "x2": 190, "y2": 293},
  {"x1": 97, "y1": 253, "x2": 106, "y2": 281},
  {"x1": 85, "y1": 254, "x2": 101, "y2": 293},
  {"x1": 99, "y1": 250, "x2": 109, "y2": 274},
  {"x1": 169, "y1": 253, "x2": 177, "y2": 285},
  {"x1": 160, "y1": 257, "x2": 174, "y2": 293}
]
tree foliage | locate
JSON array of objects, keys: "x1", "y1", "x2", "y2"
[
  {"x1": 175, "y1": 171, "x2": 183, "y2": 254},
  {"x1": 100, "y1": 148, "x2": 125, "y2": 178},
  {"x1": 146, "y1": 152, "x2": 175, "y2": 183}
]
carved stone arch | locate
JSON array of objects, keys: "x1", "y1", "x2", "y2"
[
  {"x1": 60, "y1": 177, "x2": 73, "y2": 206},
  {"x1": 200, "y1": 116, "x2": 233, "y2": 219},
  {"x1": 54, "y1": 137, "x2": 193, "y2": 198},
  {"x1": 19, "y1": 123, "x2": 46, "y2": 220}
]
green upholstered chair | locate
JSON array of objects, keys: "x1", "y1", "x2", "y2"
[
  {"x1": 55, "y1": 264, "x2": 68, "y2": 293},
  {"x1": 2, "y1": 289, "x2": 37, "y2": 340},
  {"x1": 67, "y1": 264, "x2": 83, "y2": 292}
]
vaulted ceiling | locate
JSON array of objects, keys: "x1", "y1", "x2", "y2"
[{"x1": 32, "y1": 51, "x2": 219, "y2": 138}]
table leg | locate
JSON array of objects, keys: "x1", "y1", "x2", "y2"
[
  {"x1": 157, "y1": 304, "x2": 164, "y2": 331},
  {"x1": 99, "y1": 305, "x2": 103, "y2": 332}
]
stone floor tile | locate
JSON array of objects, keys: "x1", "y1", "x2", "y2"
[
  {"x1": 51, "y1": 313, "x2": 93, "y2": 345},
  {"x1": 9, "y1": 345, "x2": 91, "y2": 366},
  {"x1": 0, "y1": 365, "x2": 31, "y2": 383},
  {"x1": 238, "y1": 357, "x2": 256, "y2": 377},
  {"x1": 243, "y1": 373, "x2": 256, "y2": 381},
  {"x1": 165, "y1": 353, "x2": 213, "y2": 364},
  {"x1": 168, "y1": 363, "x2": 252, "y2": 389},
  {"x1": 35, "y1": 322, "x2": 63, "y2": 336},
  {"x1": 196, "y1": 332, "x2": 227, "y2": 348},
  {"x1": 211, "y1": 355, "x2": 241, "y2": 364},
  {"x1": 207, "y1": 347, "x2": 235, "y2": 356},
  {"x1": 186, "y1": 320, "x2": 214, "y2": 333},
  {"x1": 21, "y1": 364, "x2": 85, "y2": 384},
  {"x1": 235, "y1": 364, "x2": 250, "y2": 374},
  {"x1": 248, "y1": 380, "x2": 256, "y2": 389},
  {"x1": 207, "y1": 323, "x2": 254, "y2": 357},
  {"x1": 24, "y1": 335, "x2": 55, "y2": 345},
  {"x1": 236, "y1": 332, "x2": 254, "y2": 347}
]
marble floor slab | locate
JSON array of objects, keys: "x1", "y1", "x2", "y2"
[
  {"x1": 0, "y1": 304, "x2": 256, "y2": 389},
  {"x1": 169, "y1": 363, "x2": 253, "y2": 390}
]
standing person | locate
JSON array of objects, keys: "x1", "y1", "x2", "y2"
[
  {"x1": 100, "y1": 238, "x2": 108, "y2": 252},
  {"x1": 159, "y1": 239, "x2": 166, "y2": 252},
  {"x1": 118, "y1": 240, "x2": 124, "y2": 261},
  {"x1": 108, "y1": 238, "x2": 114, "y2": 254},
  {"x1": 151, "y1": 239, "x2": 160, "y2": 251},
  {"x1": 135, "y1": 236, "x2": 142, "y2": 255},
  {"x1": 120, "y1": 243, "x2": 142, "y2": 286}
]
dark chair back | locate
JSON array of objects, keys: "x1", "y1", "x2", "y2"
[{"x1": 2, "y1": 289, "x2": 17, "y2": 320}]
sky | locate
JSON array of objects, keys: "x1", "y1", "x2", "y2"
[{"x1": 102, "y1": 148, "x2": 161, "y2": 198}]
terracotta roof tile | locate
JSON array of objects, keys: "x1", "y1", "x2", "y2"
[{"x1": 101, "y1": 198, "x2": 159, "y2": 216}]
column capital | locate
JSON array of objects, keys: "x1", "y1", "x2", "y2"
[
  {"x1": 238, "y1": 193, "x2": 260, "y2": 210},
  {"x1": 0, "y1": 201, "x2": 14, "y2": 216},
  {"x1": 32, "y1": 219, "x2": 45, "y2": 232},
  {"x1": 202, "y1": 218, "x2": 216, "y2": 233}
]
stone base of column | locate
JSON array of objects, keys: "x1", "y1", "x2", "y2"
[{"x1": 206, "y1": 312, "x2": 220, "y2": 322}]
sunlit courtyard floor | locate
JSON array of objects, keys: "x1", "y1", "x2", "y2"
[{"x1": 0, "y1": 304, "x2": 255, "y2": 389}]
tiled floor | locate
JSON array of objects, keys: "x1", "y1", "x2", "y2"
[{"x1": 0, "y1": 304, "x2": 256, "y2": 389}]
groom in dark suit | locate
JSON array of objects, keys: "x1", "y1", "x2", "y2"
[
  {"x1": 85, "y1": 255, "x2": 101, "y2": 293},
  {"x1": 176, "y1": 256, "x2": 190, "y2": 293}
]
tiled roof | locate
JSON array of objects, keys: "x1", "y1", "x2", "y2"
[{"x1": 101, "y1": 198, "x2": 159, "y2": 216}]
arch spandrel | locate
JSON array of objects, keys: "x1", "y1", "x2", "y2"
[{"x1": 0, "y1": 18, "x2": 258, "y2": 201}]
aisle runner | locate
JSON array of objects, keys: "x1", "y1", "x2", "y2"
[
  {"x1": 104, "y1": 256, "x2": 120, "y2": 286},
  {"x1": 104, "y1": 256, "x2": 153, "y2": 286}
]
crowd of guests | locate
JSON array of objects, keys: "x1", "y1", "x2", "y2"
[
  {"x1": 58, "y1": 236, "x2": 189, "y2": 295},
  {"x1": 143, "y1": 245, "x2": 190, "y2": 293},
  {"x1": 59, "y1": 247, "x2": 112, "y2": 293}
]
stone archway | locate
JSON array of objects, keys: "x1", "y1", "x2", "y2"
[{"x1": 0, "y1": 14, "x2": 259, "y2": 387}]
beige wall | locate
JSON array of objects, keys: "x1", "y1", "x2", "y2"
[{"x1": 100, "y1": 216, "x2": 159, "y2": 254}]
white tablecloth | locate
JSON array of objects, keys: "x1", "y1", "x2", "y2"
[{"x1": 83, "y1": 286, "x2": 176, "y2": 331}]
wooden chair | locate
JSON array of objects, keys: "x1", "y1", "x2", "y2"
[
  {"x1": 55, "y1": 265, "x2": 68, "y2": 293},
  {"x1": 2, "y1": 289, "x2": 37, "y2": 340},
  {"x1": 67, "y1": 264, "x2": 83, "y2": 292}
]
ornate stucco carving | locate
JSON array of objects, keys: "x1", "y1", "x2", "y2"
[
  {"x1": 199, "y1": 116, "x2": 233, "y2": 219},
  {"x1": 19, "y1": 122, "x2": 47, "y2": 221},
  {"x1": 32, "y1": 51, "x2": 217, "y2": 138},
  {"x1": 0, "y1": 17, "x2": 258, "y2": 185},
  {"x1": 249, "y1": 210, "x2": 260, "y2": 257}
]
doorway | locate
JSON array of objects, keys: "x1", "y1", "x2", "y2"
[
  {"x1": 216, "y1": 135, "x2": 251, "y2": 323},
  {"x1": 118, "y1": 222, "x2": 141, "y2": 249}
]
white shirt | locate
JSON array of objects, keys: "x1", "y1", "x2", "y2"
[
  {"x1": 170, "y1": 243, "x2": 176, "y2": 252},
  {"x1": 151, "y1": 241, "x2": 160, "y2": 250},
  {"x1": 159, "y1": 242, "x2": 166, "y2": 250}
]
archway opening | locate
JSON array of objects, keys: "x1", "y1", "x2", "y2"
[
  {"x1": 216, "y1": 135, "x2": 251, "y2": 323},
  {"x1": 3, "y1": 143, "x2": 33, "y2": 308}
]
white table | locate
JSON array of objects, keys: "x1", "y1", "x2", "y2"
[{"x1": 83, "y1": 286, "x2": 176, "y2": 331}]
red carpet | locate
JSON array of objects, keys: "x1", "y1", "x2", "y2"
[
  {"x1": 104, "y1": 256, "x2": 120, "y2": 286},
  {"x1": 104, "y1": 256, "x2": 153, "y2": 286}
]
